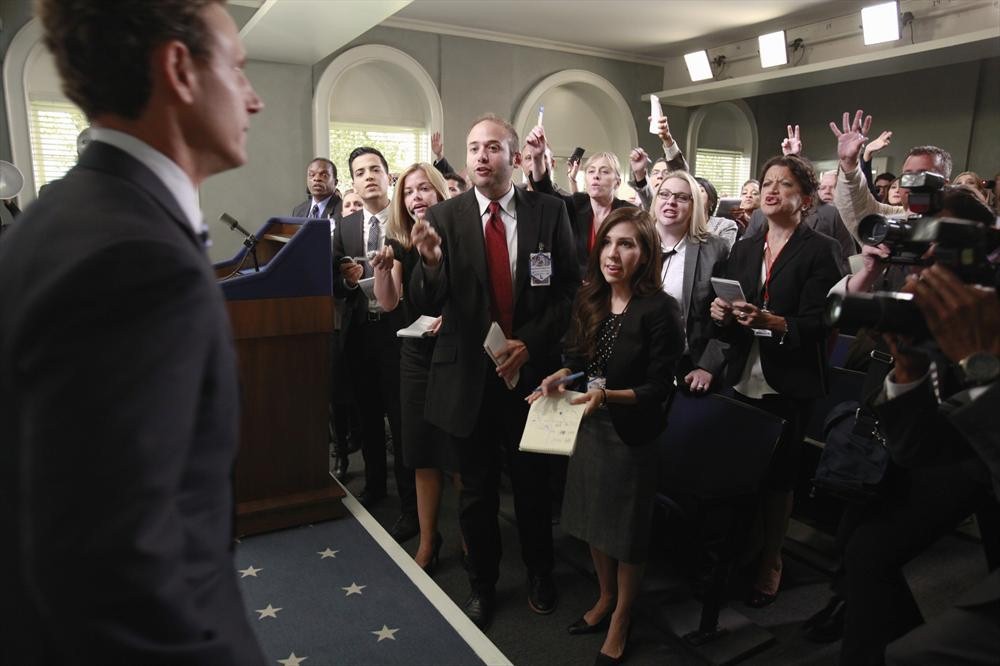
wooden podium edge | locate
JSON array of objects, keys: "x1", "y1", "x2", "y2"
[{"x1": 236, "y1": 483, "x2": 348, "y2": 537}]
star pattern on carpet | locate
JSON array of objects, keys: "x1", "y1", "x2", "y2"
[
  {"x1": 342, "y1": 582, "x2": 366, "y2": 596},
  {"x1": 317, "y1": 547, "x2": 339, "y2": 559},
  {"x1": 277, "y1": 652, "x2": 308, "y2": 666},
  {"x1": 372, "y1": 625, "x2": 399, "y2": 642},
  {"x1": 238, "y1": 565, "x2": 262, "y2": 578},
  {"x1": 255, "y1": 603, "x2": 281, "y2": 619}
]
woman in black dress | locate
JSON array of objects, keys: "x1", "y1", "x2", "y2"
[
  {"x1": 371, "y1": 162, "x2": 454, "y2": 572},
  {"x1": 709, "y1": 155, "x2": 843, "y2": 607},
  {"x1": 531, "y1": 207, "x2": 684, "y2": 664}
]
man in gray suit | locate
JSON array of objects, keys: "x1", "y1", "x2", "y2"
[{"x1": 0, "y1": 2, "x2": 265, "y2": 664}]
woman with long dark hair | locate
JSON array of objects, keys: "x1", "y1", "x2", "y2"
[
  {"x1": 371, "y1": 162, "x2": 455, "y2": 573},
  {"x1": 710, "y1": 155, "x2": 843, "y2": 607},
  {"x1": 531, "y1": 207, "x2": 684, "y2": 664}
]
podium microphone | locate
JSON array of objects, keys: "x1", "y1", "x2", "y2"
[
  {"x1": 219, "y1": 213, "x2": 260, "y2": 272},
  {"x1": 220, "y1": 212, "x2": 254, "y2": 238}
]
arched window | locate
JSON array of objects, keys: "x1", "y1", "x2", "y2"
[
  {"x1": 513, "y1": 70, "x2": 638, "y2": 195},
  {"x1": 3, "y1": 19, "x2": 90, "y2": 203},
  {"x1": 687, "y1": 101, "x2": 758, "y2": 197},
  {"x1": 313, "y1": 45, "x2": 442, "y2": 177}
]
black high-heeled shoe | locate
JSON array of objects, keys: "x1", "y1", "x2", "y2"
[
  {"x1": 419, "y1": 532, "x2": 443, "y2": 575},
  {"x1": 594, "y1": 619, "x2": 631, "y2": 665},
  {"x1": 567, "y1": 610, "x2": 612, "y2": 635}
]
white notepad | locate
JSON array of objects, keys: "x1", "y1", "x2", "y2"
[
  {"x1": 518, "y1": 391, "x2": 587, "y2": 456},
  {"x1": 483, "y1": 321, "x2": 519, "y2": 390},
  {"x1": 710, "y1": 277, "x2": 747, "y2": 304},
  {"x1": 396, "y1": 315, "x2": 439, "y2": 338}
]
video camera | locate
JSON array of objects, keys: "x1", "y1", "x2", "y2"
[{"x1": 825, "y1": 170, "x2": 1000, "y2": 335}]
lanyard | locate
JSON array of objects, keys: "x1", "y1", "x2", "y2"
[{"x1": 761, "y1": 229, "x2": 787, "y2": 310}]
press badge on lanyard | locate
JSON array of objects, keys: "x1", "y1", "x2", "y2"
[{"x1": 530, "y1": 244, "x2": 552, "y2": 286}]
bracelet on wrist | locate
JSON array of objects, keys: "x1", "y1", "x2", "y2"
[{"x1": 599, "y1": 388, "x2": 608, "y2": 407}]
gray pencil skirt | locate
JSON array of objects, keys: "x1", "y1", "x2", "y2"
[{"x1": 560, "y1": 409, "x2": 658, "y2": 564}]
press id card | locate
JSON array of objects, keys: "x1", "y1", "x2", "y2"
[{"x1": 529, "y1": 251, "x2": 552, "y2": 286}]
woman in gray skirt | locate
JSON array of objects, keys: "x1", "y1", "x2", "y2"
[{"x1": 530, "y1": 207, "x2": 684, "y2": 664}]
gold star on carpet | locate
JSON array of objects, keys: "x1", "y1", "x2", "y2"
[
  {"x1": 372, "y1": 625, "x2": 399, "y2": 642},
  {"x1": 238, "y1": 565, "x2": 262, "y2": 578},
  {"x1": 342, "y1": 582, "x2": 366, "y2": 596},
  {"x1": 255, "y1": 604, "x2": 281, "y2": 619},
  {"x1": 277, "y1": 652, "x2": 308, "y2": 666}
]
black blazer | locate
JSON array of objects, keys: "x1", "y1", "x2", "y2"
[
  {"x1": 678, "y1": 235, "x2": 730, "y2": 376},
  {"x1": 409, "y1": 186, "x2": 580, "y2": 437},
  {"x1": 0, "y1": 142, "x2": 264, "y2": 665},
  {"x1": 331, "y1": 209, "x2": 405, "y2": 344},
  {"x1": 532, "y1": 171, "x2": 635, "y2": 273},
  {"x1": 746, "y1": 203, "x2": 857, "y2": 273},
  {"x1": 715, "y1": 223, "x2": 844, "y2": 398},
  {"x1": 565, "y1": 290, "x2": 684, "y2": 446}
]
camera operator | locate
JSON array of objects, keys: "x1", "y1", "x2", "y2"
[
  {"x1": 877, "y1": 263, "x2": 1000, "y2": 664},
  {"x1": 829, "y1": 109, "x2": 952, "y2": 240},
  {"x1": 827, "y1": 189, "x2": 1000, "y2": 665}
]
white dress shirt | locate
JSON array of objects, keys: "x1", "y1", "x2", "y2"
[
  {"x1": 89, "y1": 127, "x2": 202, "y2": 236},
  {"x1": 734, "y1": 259, "x2": 778, "y2": 398}
]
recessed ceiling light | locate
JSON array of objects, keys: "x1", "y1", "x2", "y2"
[
  {"x1": 862, "y1": 1, "x2": 901, "y2": 45},
  {"x1": 758, "y1": 31, "x2": 788, "y2": 68},
  {"x1": 684, "y1": 50, "x2": 713, "y2": 82}
]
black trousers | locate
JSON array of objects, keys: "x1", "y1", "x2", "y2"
[
  {"x1": 457, "y1": 374, "x2": 554, "y2": 594},
  {"x1": 835, "y1": 456, "x2": 993, "y2": 666},
  {"x1": 349, "y1": 315, "x2": 415, "y2": 516}
]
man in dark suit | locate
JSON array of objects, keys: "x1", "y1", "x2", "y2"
[
  {"x1": 0, "y1": 2, "x2": 265, "y2": 664},
  {"x1": 409, "y1": 114, "x2": 580, "y2": 628},
  {"x1": 332, "y1": 146, "x2": 417, "y2": 542},
  {"x1": 292, "y1": 157, "x2": 343, "y2": 225}
]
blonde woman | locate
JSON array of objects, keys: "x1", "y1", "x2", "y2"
[{"x1": 371, "y1": 163, "x2": 455, "y2": 572}]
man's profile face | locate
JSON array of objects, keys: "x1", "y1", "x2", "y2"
[
  {"x1": 467, "y1": 120, "x2": 518, "y2": 194},
  {"x1": 189, "y1": 4, "x2": 263, "y2": 177},
  {"x1": 307, "y1": 160, "x2": 336, "y2": 200},
  {"x1": 351, "y1": 153, "x2": 390, "y2": 206}
]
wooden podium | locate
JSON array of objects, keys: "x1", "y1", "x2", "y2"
[{"x1": 214, "y1": 218, "x2": 346, "y2": 536}]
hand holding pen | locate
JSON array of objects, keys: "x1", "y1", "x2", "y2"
[{"x1": 525, "y1": 370, "x2": 584, "y2": 404}]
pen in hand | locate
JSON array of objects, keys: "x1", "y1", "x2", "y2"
[{"x1": 531, "y1": 371, "x2": 585, "y2": 395}]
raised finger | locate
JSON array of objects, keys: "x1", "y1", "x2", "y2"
[{"x1": 861, "y1": 115, "x2": 873, "y2": 136}]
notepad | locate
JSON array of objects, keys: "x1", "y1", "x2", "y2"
[
  {"x1": 710, "y1": 277, "x2": 746, "y2": 304},
  {"x1": 483, "y1": 321, "x2": 518, "y2": 390},
  {"x1": 518, "y1": 391, "x2": 587, "y2": 456},
  {"x1": 397, "y1": 315, "x2": 439, "y2": 338}
]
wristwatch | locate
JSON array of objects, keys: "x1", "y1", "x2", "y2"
[{"x1": 958, "y1": 352, "x2": 1000, "y2": 387}]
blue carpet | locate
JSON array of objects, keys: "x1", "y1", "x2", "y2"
[{"x1": 236, "y1": 504, "x2": 505, "y2": 665}]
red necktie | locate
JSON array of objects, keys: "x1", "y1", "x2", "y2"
[{"x1": 484, "y1": 201, "x2": 514, "y2": 337}]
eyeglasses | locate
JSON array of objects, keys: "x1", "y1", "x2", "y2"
[{"x1": 657, "y1": 190, "x2": 693, "y2": 203}]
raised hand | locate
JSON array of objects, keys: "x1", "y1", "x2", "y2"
[
  {"x1": 863, "y1": 130, "x2": 893, "y2": 162},
  {"x1": 653, "y1": 115, "x2": 675, "y2": 148},
  {"x1": 629, "y1": 148, "x2": 650, "y2": 178},
  {"x1": 370, "y1": 244, "x2": 395, "y2": 273},
  {"x1": 781, "y1": 124, "x2": 802, "y2": 156},
  {"x1": 829, "y1": 109, "x2": 872, "y2": 172},
  {"x1": 431, "y1": 131, "x2": 443, "y2": 160},
  {"x1": 524, "y1": 125, "x2": 548, "y2": 178},
  {"x1": 411, "y1": 218, "x2": 442, "y2": 266}
]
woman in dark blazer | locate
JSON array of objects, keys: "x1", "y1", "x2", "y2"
[
  {"x1": 710, "y1": 155, "x2": 844, "y2": 607},
  {"x1": 531, "y1": 151, "x2": 636, "y2": 274},
  {"x1": 531, "y1": 207, "x2": 684, "y2": 664},
  {"x1": 652, "y1": 170, "x2": 731, "y2": 394}
]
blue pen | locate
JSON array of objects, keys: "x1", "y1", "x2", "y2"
[{"x1": 532, "y1": 371, "x2": 584, "y2": 394}]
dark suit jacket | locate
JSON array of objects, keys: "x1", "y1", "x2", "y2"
[
  {"x1": 715, "y1": 223, "x2": 845, "y2": 398},
  {"x1": 531, "y1": 170, "x2": 635, "y2": 273},
  {"x1": 331, "y1": 209, "x2": 405, "y2": 346},
  {"x1": 678, "y1": 235, "x2": 730, "y2": 375},
  {"x1": 746, "y1": 203, "x2": 857, "y2": 273},
  {"x1": 292, "y1": 191, "x2": 342, "y2": 221},
  {"x1": 565, "y1": 290, "x2": 684, "y2": 446},
  {"x1": 409, "y1": 187, "x2": 580, "y2": 437},
  {"x1": 0, "y1": 142, "x2": 264, "y2": 665}
]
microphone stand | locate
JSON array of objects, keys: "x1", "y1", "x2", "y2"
[{"x1": 244, "y1": 233, "x2": 260, "y2": 272}]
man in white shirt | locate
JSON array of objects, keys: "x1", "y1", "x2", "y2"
[{"x1": 0, "y1": 2, "x2": 266, "y2": 664}]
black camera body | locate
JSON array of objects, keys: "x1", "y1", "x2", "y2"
[{"x1": 828, "y1": 169, "x2": 1000, "y2": 335}]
